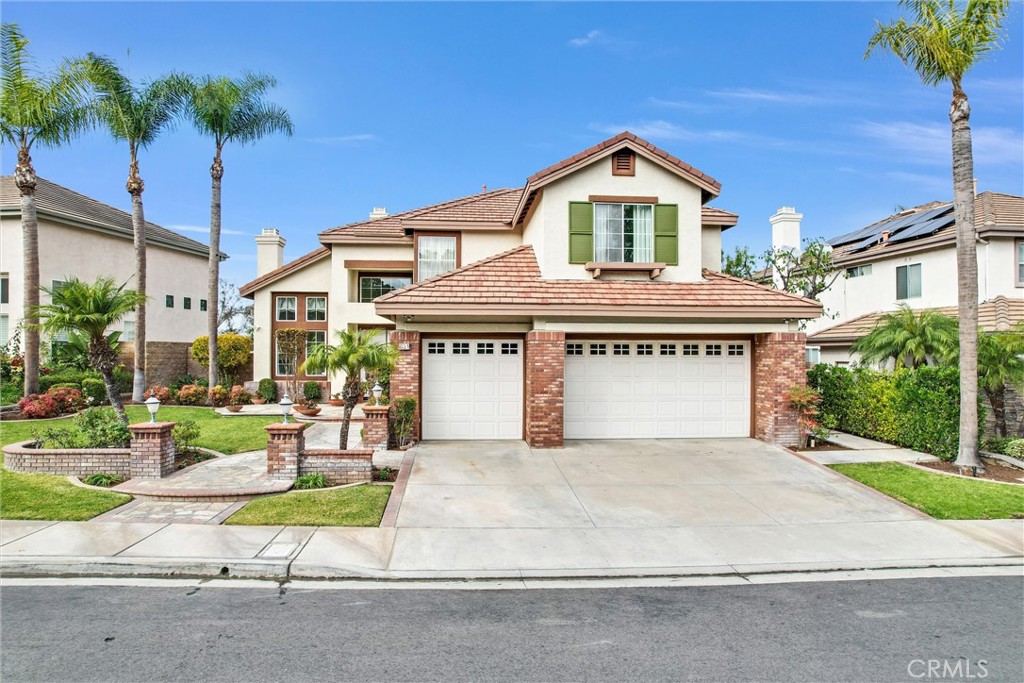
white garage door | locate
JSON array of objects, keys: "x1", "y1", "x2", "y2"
[
  {"x1": 564, "y1": 340, "x2": 750, "y2": 439},
  {"x1": 421, "y1": 339, "x2": 523, "y2": 440}
]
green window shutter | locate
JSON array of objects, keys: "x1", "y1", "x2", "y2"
[
  {"x1": 568, "y1": 201, "x2": 594, "y2": 264},
  {"x1": 654, "y1": 204, "x2": 678, "y2": 265}
]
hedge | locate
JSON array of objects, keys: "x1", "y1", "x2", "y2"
[{"x1": 808, "y1": 364, "x2": 985, "y2": 460}]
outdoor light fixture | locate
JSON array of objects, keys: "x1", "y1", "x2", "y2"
[
  {"x1": 279, "y1": 394, "x2": 293, "y2": 424},
  {"x1": 144, "y1": 396, "x2": 160, "y2": 423},
  {"x1": 372, "y1": 383, "x2": 384, "y2": 402}
]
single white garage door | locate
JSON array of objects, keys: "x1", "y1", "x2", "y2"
[
  {"x1": 564, "y1": 340, "x2": 750, "y2": 439},
  {"x1": 421, "y1": 339, "x2": 523, "y2": 440}
]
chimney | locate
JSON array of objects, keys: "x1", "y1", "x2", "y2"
[
  {"x1": 769, "y1": 206, "x2": 803, "y2": 289},
  {"x1": 973, "y1": 178, "x2": 978, "y2": 197},
  {"x1": 369, "y1": 207, "x2": 388, "y2": 221},
  {"x1": 482, "y1": 184, "x2": 488, "y2": 193},
  {"x1": 255, "y1": 228, "x2": 285, "y2": 276}
]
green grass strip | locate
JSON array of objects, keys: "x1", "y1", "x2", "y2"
[{"x1": 225, "y1": 484, "x2": 392, "y2": 527}]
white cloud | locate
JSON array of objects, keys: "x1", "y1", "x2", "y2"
[
  {"x1": 588, "y1": 120, "x2": 786, "y2": 147},
  {"x1": 568, "y1": 29, "x2": 637, "y2": 54},
  {"x1": 855, "y1": 120, "x2": 1024, "y2": 166},
  {"x1": 305, "y1": 133, "x2": 376, "y2": 146},
  {"x1": 645, "y1": 97, "x2": 715, "y2": 113},
  {"x1": 168, "y1": 224, "x2": 250, "y2": 237},
  {"x1": 705, "y1": 87, "x2": 835, "y2": 106}
]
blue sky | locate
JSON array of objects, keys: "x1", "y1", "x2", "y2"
[{"x1": 6, "y1": 1, "x2": 1023, "y2": 287}]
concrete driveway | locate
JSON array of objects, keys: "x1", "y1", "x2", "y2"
[{"x1": 396, "y1": 438, "x2": 923, "y2": 529}]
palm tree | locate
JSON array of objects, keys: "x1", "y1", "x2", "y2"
[
  {"x1": 0, "y1": 23, "x2": 93, "y2": 396},
  {"x1": 185, "y1": 73, "x2": 292, "y2": 392},
  {"x1": 33, "y1": 277, "x2": 146, "y2": 424},
  {"x1": 86, "y1": 55, "x2": 188, "y2": 403},
  {"x1": 301, "y1": 329, "x2": 398, "y2": 449},
  {"x1": 974, "y1": 328, "x2": 1024, "y2": 437},
  {"x1": 867, "y1": 0, "x2": 1010, "y2": 472},
  {"x1": 852, "y1": 306, "x2": 958, "y2": 368}
]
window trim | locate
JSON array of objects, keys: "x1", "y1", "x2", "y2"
[
  {"x1": 845, "y1": 264, "x2": 872, "y2": 278},
  {"x1": 413, "y1": 231, "x2": 461, "y2": 282},
  {"x1": 1015, "y1": 238, "x2": 1024, "y2": 288},
  {"x1": 275, "y1": 295, "x2": 298, "y2": 322},
  {"x1": 358, "y1": 273, "x2": 413, "y2": 303},
  {"x1": 305, "y1": 296, "x2": 327, "y2": 322},
  {"x1": 895, "y1": 263, "x2": 922, "y2": 300}
]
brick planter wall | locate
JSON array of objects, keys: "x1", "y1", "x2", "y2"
[
  {"x1": 525, "y1": 331, "x2": 565, "y2": 448},
  {"x1": 753, "y1": 332, "x2": 807, "y2": 447},
  {"x1": 265, "y1": 422, "x2": 306, "y2": 481},
  {"x1": 362, "y1": 405, "x2": 390, "y2": 451},
  {"x1": 129, "y1": 422, "x2": 177, "y2": 478},
  {"x1": 389, "y1": 330, "x2": 421, "y2": 441},
  {"x1": 2, "y1": 441, "x2": 130, "y2": 477},
  {"x1": 298, "y1": 449, "x2": 373, "y2": 485}
]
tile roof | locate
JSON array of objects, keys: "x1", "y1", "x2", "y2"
[
  {"x1": 808, "y1": 296, "x2": 1024, "y2": 344},
  {"x1": 0, "y1": 176, "x2": 220, "y2": 258},
  {"x1": 526, "y1": 131, "x2": 722, "y2": 195},
  {"x1": 239, "y1": 246, "x2": 331, "y2": 297},
  {"x1": 375, "y1": 245, "x2": 821, "y2": 318}
]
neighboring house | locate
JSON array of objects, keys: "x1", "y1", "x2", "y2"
[
  {"x1": 241, "y1": 132, "x2": 822, "y2": 447},
  {"x1": 0, "y1": 176, "x2": 225, "y2": 384},
  {"x1": 801, "y1": 191, "x2": 1024, "y2": 365}
]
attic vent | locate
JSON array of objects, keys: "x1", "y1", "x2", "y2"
[{"x1": 612, "y1": 150, "x2": 635, "y2": 176}]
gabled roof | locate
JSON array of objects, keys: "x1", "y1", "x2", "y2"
[
  {"x1": 829, "y1": 192, "x2": 1023, "y2": 266},
  {"x1": 807, "y1": 296, "x2": 1024, "y2": 345},
  {"x1": 375, "y1": 245, "x2": 821, "y2": 319},
  {"x1": 238, "y1": 246, "x2": 330, "y2": 297},
  {"x1": 0, "y1": 176, "x2": 222, "y2": 259}
]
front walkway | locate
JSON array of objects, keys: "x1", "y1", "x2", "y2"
[{"x1": 799, "y1": 431, "x2": 938, "y2": 465}]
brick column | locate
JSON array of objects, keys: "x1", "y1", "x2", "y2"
[
  {"x1": 525, "y1": 330, "x2": 565, "y2": 448},
  {"x1": 128, "y1": 422, "x2": 176, "y2": 479},
  {"x1": 389, "y1": 330, "x2": 421, "y2": 441},
  {"x1": 753, "y1": 332, "x2": 807, "y2": 447},
  {"x1": 362, "y1": 405, "x2": 390, "y2": 451},
  {"x1": 265, "y1": 422, "x2": 305, "y2": 480}
]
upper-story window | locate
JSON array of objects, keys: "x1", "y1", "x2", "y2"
[
  {"x1": 594, "y1": 203, "x2": 654, "y2": 263},
  {"x1": 360, "y1": 275, "x2": 412, "y2": 302},
  {"x1": 896, "y1": 263, "x2": 922, "y2": 300},
  {"x1": 1016, "y1": 239, "x2": 1023, "y2": 287},
  {"x1": 0, "y1": 273, "x2": 8, "y2": 304},
  {"x1": 417, "y1": 234, "x2": 458, "y2": 281},
  {"x1": 306, "y1": 296, "x2": 326, "y2": 321},
  {"x1": 846, "y1": 265, "x2": 871, "y2": 278},
  {"x1": 276, "y1": 296, "x2": 297, "y2": 321}
]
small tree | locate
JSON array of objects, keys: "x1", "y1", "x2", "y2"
[
  {"x1": 32, "y1": 277, "x2": 146, "y2": 424},
  {"x1": 301, "y1": 329, "x2": 397, "y2": 450},
  {"x1": 852, "y1": 306, "x2": 958, "y2": 369},
  {"x1": 218, "y1": 279, "x2": 253, "y2": 335},
  {"x1": 721, "y1": 245, "x2": 758, "y2": 280},
  {"x1": 274, "y1": 328, "x2": 306, "y2": 400},
  {"x1": 764, "y1": 239, "x2": 842, "y2": 301},
  {"x1": 973, "y1": 327, "x2": 1024, "y2": 437},
  {"x1": 190, "y1": 333, "x2": 251, "y2": 386}
]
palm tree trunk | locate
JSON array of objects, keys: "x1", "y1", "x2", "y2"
[
  {"x1": 949, "y1": 85, "x2": 983, "y2": 473},
  {"x1": 207, "y1": 149, "x2": 223, "y2": 394},
  {"x1": 127, "y1": 158, "x2": 147, "y2": 404},
  {"x1": 339, "y1": 376, "x2": 360, "y2": 449},
  {"x1": 101, "y1": 368, "x2": 128, "y2": 425},
  {"x1": 984, "y1": 386, "x2": 1006, "y2": 438},
  {"x1": 15, "y1": 148, "x2": 40, "y2": 396}
]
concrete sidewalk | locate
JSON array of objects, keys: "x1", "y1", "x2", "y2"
[{"x1": 800, "y1": 431, "x2": 938, "y2": 465}]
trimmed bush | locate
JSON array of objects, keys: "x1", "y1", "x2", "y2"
[
  {"x1": 176, "y1": 384, "x2": 208, "y2": 406},
  {"x1": 303, "y1": 381, "x2": 322, "y2": 400},
  {"x1": 257, "y1": 378, "x2": 277, "y2": 402},
  {"x1": 81, "y1": 378, "x2": 106, "y2": 406},
  {"x1": 144, "y1": 385, "x2": 173, "y2": 403},
  {"x1": 229, "y1": 385, "x2": 253, "y2": 406},
  {"x1": 1006, "y1": 440, "x2": 1024, "y2": 459},
  {"x1": 209, "y1": 385, "x2": 230, "y2": 407},
  {"x1": 191, "y1": 334, "x2": 253, "y2": 385},
  {"x1": 17, "y1": 386, "x2": 84, "y2": 419}
]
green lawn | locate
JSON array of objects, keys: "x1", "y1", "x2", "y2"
[
  {"x1": 225, "y1": 484, "x2": 392, "y2": 527},
  {"x1": 0, "y1": 406, "x2": 279, "y2": 521},
  {"x1": 1, "y1": 405, "x2": 277, "y2": 454},
  {"x1": 831, "y1": 462, "x2": 1024, "y2": 520}
]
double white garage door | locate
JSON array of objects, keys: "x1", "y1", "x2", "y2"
[{"x1": 421, "y1": 339, "x2": 750, "y2": 440}]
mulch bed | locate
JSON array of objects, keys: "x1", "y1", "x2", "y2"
[
  {"x1": 919, "y1": 458, "x2": 1024, "y2": 484},
  {"x1": 372, "y1": 466, "x2": 398, "y2": 483},
  {"x1": 800, "y1": 442, "x2": 848, "y2": 452},
  {"x1": 175, "y1": 451, "x2": 216, "y2": 470}
]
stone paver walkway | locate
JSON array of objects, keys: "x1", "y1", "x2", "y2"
[{"x1": 95, "y1": 500, "x2": 243, "y2": 525}]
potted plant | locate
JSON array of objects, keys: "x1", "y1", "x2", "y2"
[
  {"x1": 226, "y1": 385, "x2": 252, "y2": 412},
  {"x1": 255, "y1": 378, "x2": 276, "y2": 405},
  {"x1": 294, "y1": 396, "x2": 321, "y2": 417},
  {"x1": 327, "y1": 392, "x2": 344, "y2": 407}
]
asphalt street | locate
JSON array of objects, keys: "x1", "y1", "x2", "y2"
[{"x1": 1, "y1": 576, "x2": 1021, "y2": 682}]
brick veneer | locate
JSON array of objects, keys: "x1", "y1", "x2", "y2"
[
  {"x1": 298, "y1": 449, "x2": 373, "y2": 485},
  {"x1": 3, "y1": 441, "x2": 130, "y2": 477},
  {"x1": 525, "y1": 330, "x2": 565, "y2": 448},
  {"x1": 265, "y1": 422, "x2": 305, "y2": 480},
  {"x1": 362, "y1": 405, "x2": 390, "y2": 450},
  {"x1": 128, "y1": 422, "x2": 177, "y2": 478},
  {"x1": 389, "y1": 330, "x2": 421, "y2": 440},
  {"x1": 753, "y1": 332, "x2": 807, "y2": 447}
]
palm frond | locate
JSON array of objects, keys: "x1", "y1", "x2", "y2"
[
  {"x1": 186, "y1": 70, "x2": 292, "y2": 147},
  {"x1": 31, "y1": 276, "x2": 146, "y2": 340}
]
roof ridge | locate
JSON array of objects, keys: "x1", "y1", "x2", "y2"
[
  {"x1": 374, "y1": 244, "x2": 537, "y2": 302},
  {"x1": 701, "y1": 269, "x2": 822, "y2": 306}
]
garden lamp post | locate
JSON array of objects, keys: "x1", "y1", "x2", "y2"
[
  {"x1": 144, "y1": 396, "x2": 161, "y2": 424},
  {"x1": 372, "y1": 383, "x2": 384, "y2": 403},
  {"x1": 279, "y1": 394, "x2": 293, "y2": 424}
]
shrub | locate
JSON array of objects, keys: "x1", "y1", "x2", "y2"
[
  {"x1": 294, "y1": 472, "x2": 326, "y2": 489},
  {"x1": 257, "y1": 378, "x2": 277, "y2": 402},
  {"x1": 112, "y1": 367, "x2": 133, "y2": 395},
  {"x1": 39, "y1": 368, "x2": 95, "y2": 392},
  {"x1": 783, "y1": 385, "x2": 827, "y2": 448},
  {"x1": 303, "y1": 381, "x2": 322, "y2": 400},
  {"x1": 191, "y1": 334, "x2": 253, "y2": 385},
  {"x1": 46, "y1": 386, "x2": 85, "y2": 414},
  {"x1": 36, "y1": 426, "x2": 81, "y2": 448},
  {"x1": 50, "y1": 382, "x2": 81, "y2": 390},
  {"x1": 982, "y1": 436, "x2": 1015, "y2": 455},
  {"x1": 173, "y1": 419, "x2": 202, "y2": 455},
  {"x1": 208, "y1": 385, "x2": 230, "y2": 407},
  {"x1": 77, "y1": 408, "x2": 131, "y2": 448},
  {"x1": 18, "y1": 393, "x2": 60, "y2": 419},
  {"x1": 144, "y1": 385, "x2": 173, "y2": 403},
  {"x1": 1006, "y1": 440, "x2": 1024, "y2": 459},
  {"x1": 176, "y1": 384, "x2": 208, "y2": 406},
  {"x1": 389, "y1": 397, "x2": 416, "y2": 448},
  {"x1": 229, "y1": 385, "x2": 253, "y2": 406},
  {"x1": 83, "y1": 473, "x2": 125, "y2": 487},
  {"x1": 81, "y1": 378, "x2": 106, "y2": 406},
  {"x1": 170, "y1": 373, "x2": 203, "y2": 393}
]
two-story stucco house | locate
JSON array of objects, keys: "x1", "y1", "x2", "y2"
[
  {"x1": 241, "y1": 132, "x2": 822, "y2": 447},
  {"x1": 804, "y1": 191, "x2": 1024, "y2": 365},
  {"x1": 0, "y1": 176, "x2": 225, "y2": 384}
]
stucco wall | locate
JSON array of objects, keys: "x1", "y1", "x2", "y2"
[
  {"x1": 522, "y1": 154, "x2": 705, "y2": 282},
  {"x1": 701, "y1": 226, "x2": 723, "y2": 271},
  {"x1": 1, "y1": 216, "x2": 210, "y2": 346}
]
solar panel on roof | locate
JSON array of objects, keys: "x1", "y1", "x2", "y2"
[
  {"x1": 845, "y1": 205, "x2": 954, "y2": 253},
  {"x1": 886, "y1": 211, "x2": 955, "y2": 245},
  {"x1": 829, "y1": 204, "x2": 953, "y2": 247}
]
